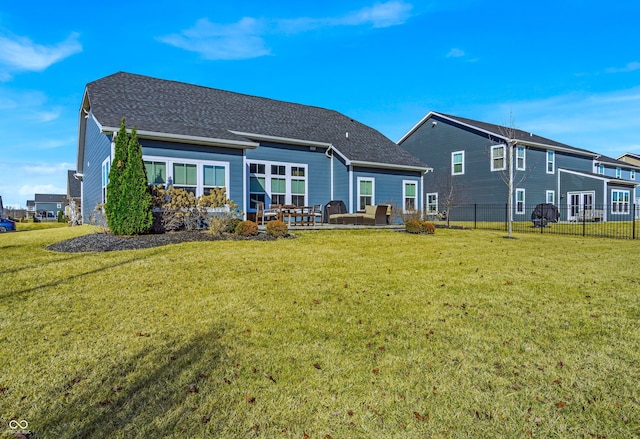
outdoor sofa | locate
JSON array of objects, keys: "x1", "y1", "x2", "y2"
[{"x1": 328, "y1": 204, "x2": 388, "y2": 225}]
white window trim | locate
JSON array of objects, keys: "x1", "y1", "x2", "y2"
[
  {"x1": 426, "y1": 192, "x2": 438, "y2": 214},
  {"x1": 357, "y1": 177, "x2": 375, "y2": 210},
  {"x1": 616, "y1": 167, "x2": 622, "y2": 178},
  {"x1": 142, "y1": 155, "x2": 230, "y2": 197},
  {"x1": 546, "y1": 150, "x2": 555, "y2": 174},
  {"x1": 516, "y1": 146, "x2": 526, "y2": 171},
  {"x1": 611, "y1": 189, "x2": 630, "y2": 215},
  {"x1": 402, "y1": 180, "x2": 419, "y2": 213},
  {"x1": 101, "y1": 157, "x2": 110, "y2": 204},
  {"x1": 247, "y1": 159, "x2": 308, "y2": 208},
  {"x1": 490, "y1": 144, "x2": 507, "y2": 172},
  {"x1": 631, "y1": 170, "x2": 636, "y2": 180},
  {"x1": 452, "y1": 150, "x2": 465, "y2": 175},
  {"x1": 546, "y1": 190, "x2": 555, "y2": 204},
  {"x1": 515, "y1": 188, "x2": 525, "y2": 214}
]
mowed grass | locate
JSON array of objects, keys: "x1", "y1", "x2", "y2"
[{"x1": 1, "y1": 227, "x2": 639, "y2": 438}]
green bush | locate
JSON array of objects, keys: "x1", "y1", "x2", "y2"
[
  {"x1": 225, "y1": 217, "x2": 242, "y2": 234},
  {"x1": 405, "y1": 220, "x2": 423, "y2": 234},
  {"x1": 235, "y1": 220, "x2": 258, "y2": 236},
  {"x1": 266, "y1": 220, "x2": 288, "y2": 238}
]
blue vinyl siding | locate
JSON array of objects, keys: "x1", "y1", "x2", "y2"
[
  {"x1": 82, "y1": 114, "x2": 112, "y2": 221},
  {"x1": 351, "y1": 167, "x2": 422, "y2": 216}
]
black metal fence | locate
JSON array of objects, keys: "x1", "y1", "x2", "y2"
[{"x1": 425, "y1": 204, "x2": 639, "y2": 240}]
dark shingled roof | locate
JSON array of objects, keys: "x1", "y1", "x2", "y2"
[
  {"x1": 435, "y1": 112, "x2": 597, "y2": 156},
  {"x1": 35, "y1": 194, "x2": 66, "y2": 203},
  {"x1": 67, "y1": 170, "x2": 82, "y2": 198},
  {"x1": 85, "y1": 72, "x2": 427, "y2": 169}
]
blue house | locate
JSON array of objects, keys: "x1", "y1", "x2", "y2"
[
  {"x1": 398, "y1": 112, "x2": 639, "y2": 222},
  {"x1": 76, "y1": 72, "x2": 429, "y2": 224}
]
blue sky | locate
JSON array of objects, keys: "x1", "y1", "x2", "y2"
[{"x1": 1, "y1": 0, "x2": 639, "y2": 208}]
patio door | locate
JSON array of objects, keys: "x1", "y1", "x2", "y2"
[{"x1": 567, "y1": 191, "x2": 594, "y2": 221}]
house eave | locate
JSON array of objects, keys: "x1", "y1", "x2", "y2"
[
  {"x1": 559, "y1": 169, "x2": 639, "y2": 186},
  {"x1": 227, "y1": 130, "x2": 333, "y2": 149},
  {"x1": 100, "y1": 126, "x2": 260, "y2": 149},
  {"x1": 349, "y1": 160, "x2": 431, "y2": 173}
]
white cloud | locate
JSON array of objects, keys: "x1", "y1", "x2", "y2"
[
  {"x1": 159, "y1": 17, "x2": 270, "y2": 60},
  {"x1": 160, "y1": 2, "x2": 413, "y2": 60},
  {"x1": 22, "y1": 162, "x2": 75, "y2": 176},
  {"x1": 475, "y1": 87, "x2": 640, "y2": 157},
  {"x1": 0, "y1": 32, "x2": 82, "y2": 78},
  {"x1": 446, "y1": 48, "x2": 465, "y2": 58},
  {"x1": 18, "y1": 183, "x2": 66, "y2": 197},
  {"x1": 606, "y1": 61, "x2": 640, "y2": 73}
]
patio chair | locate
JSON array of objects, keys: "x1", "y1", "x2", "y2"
[
  {"x1": 255, "y1": 201, "x2": 278, "y2": 225},
  {"x1": 311, "y1": 204, "x2": 322, "y2": 225}
]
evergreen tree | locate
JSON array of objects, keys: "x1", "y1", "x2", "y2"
[
  {"x1": 105, "y1": 118, "x2": 129, "y2": 234},
  {"x1": 120, "y1": 127, "x2": 153, "y2": 234}
]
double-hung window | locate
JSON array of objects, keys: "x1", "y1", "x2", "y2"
[
  {"x1": 546, "y1": 190, "x2": 555, "y2": 204},
  {"x1": 403, "y1": 180, "x2": 418, "y2": 212},
  {"x1": 270, "y1": 165, "x2": 287, "y2": 205},
  {"x1": 291, "y1": 167, "x2": 306, "y2": 206},
  {"x1": 515, "y1": 188, "x2": 525, "y2": 214},
  {"x1": 452, "y1": 151, "x2": 464, "y2": 175},
  {"x1": 631, "y1": 170, "x2": 636, "y2": 180},
  {"x1": 516, "y1": 146, "x2": 526, "y2": 170},
  {"x1": 357, "y1": 178, "x2": 374, "y2": 210},
  {"x1": 101, "y1": 157, "x2": 110, "y2": 204},
  {"x1": 173, "y1": 163, "x2": 197, "y2": 195},
  {"x1": 145, "y1": 161, "x2": 167, "y2": 185},
  {"x1": 203, "y1": 165, "x2": 226, "y2": 195},
  {"x1": 616, "y1": 168, "x2": 622, "y2": 178},
  {"x1": 426, "y1": 193, "x2": 438, "y2": 214},
  {"x1": 611, "y1": 190, "x2": 630, "y2": 214},
  {"x1": 598, "y1": 164, "x2": 605, "y2": 175},
  {"x1": 546, "y1": 150, "x2": 555, "y2": 174},
  {"x1": 491, "y1": 145, "x2": 506, "y2": 171}
]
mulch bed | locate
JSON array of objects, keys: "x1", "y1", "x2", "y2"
[{"x1": 47, "y1": 230, "x2": 286, "y2": 253}]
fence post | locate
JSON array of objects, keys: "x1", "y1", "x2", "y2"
[
  {"x1": 474, "y1": 204, "x2": 477, "y2": 229},
  {"x1": 582, "y1": 209, "x2": 586, "y2": 237},
  {"x1": 505, "y1": 204, "x2": 508, "y2": 232},
  {"x1": 633, "y1": 204, "x2": 636, "y2": 240}
]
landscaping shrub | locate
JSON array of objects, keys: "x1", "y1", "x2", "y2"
[
  {"x1": 405, "y1": 219, "x2": 423, "y2": 234},
  {"x1": 265, "y1": 220, "x2": 288, "y2": 238},
  {"x1": 224, "y1": 217, "x2": 242, "y2": 234},
  {"x1": 235, "y1": 220, "x2": 258, "y2": 236},
  {"x1": 423, "y1": 221, "x2": 436, "y2": 234},
  {"x1": 405, "y1": 220, "x2": 436, "y2": 234}
]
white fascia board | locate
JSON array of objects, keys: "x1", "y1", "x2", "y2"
[
  {"x1": 349, "y1": 160, "x2": 432, "y2": 173},
  {"x1": 101, "y1": 126, "x2": 259, "y2": 149},
  {"x1": 559, "y1": 168, "x2": 639, "y2": 186},
  {"x1": 228, "y1": 130, "x2": 332, "y2": 149},
  {"x1": 397, "y1": 111, "x2": 439, "y2": 144},
  {"x1": 518, "y1": 140, "x2": 598, "y2": 157}
]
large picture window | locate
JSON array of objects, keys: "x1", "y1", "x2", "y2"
[
  {"x1": 491, "y1": 145, "x2": 506, "y2": 171},
  {"x1": 452, "y1": 151, "x2": 464, "y2": 175},
  {"x1": 248, "y1": 160, "x2": 307, "y2": 209},
  {"x1": 143, "y1": 156, "x2": 229, "y2": 197},
  {"x1": 611, "y1": 190, "x2": 630, "y2": 214}
]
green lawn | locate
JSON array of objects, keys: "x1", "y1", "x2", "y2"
[{"x1": 1, "y1": 227, "x2": 639, "y2": 438}]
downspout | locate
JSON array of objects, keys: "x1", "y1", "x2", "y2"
[
  {"x1": 348, "y1": 165, "x2": 354, "y2": 213},
  {"x1": 242, "y1": 151, "x2": 247, "y2": 220},
  {"x1": 326, "y1": 146, "x2": 334, "y2": 201}
]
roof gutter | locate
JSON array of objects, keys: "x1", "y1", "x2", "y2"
[
  {"x1": 228, "y1": 130, "x2": 332, "y2": 149},
  {"x1": 349, "y1": 160, "x2": 432, "y2": 173},
  {"x1": 100, "y1": 126, "x2": 260, "y2": 149}
]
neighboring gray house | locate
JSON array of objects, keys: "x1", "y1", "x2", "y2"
[
  {"x1": 398, "y1": 112, "x2": 639, "y2": 222},
  {"x1": 34, "y1": 194, "x2": 67, "y2": 219},
  {"x1": 77, "y1": 72, "x2": 429, "y2": 224}
]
